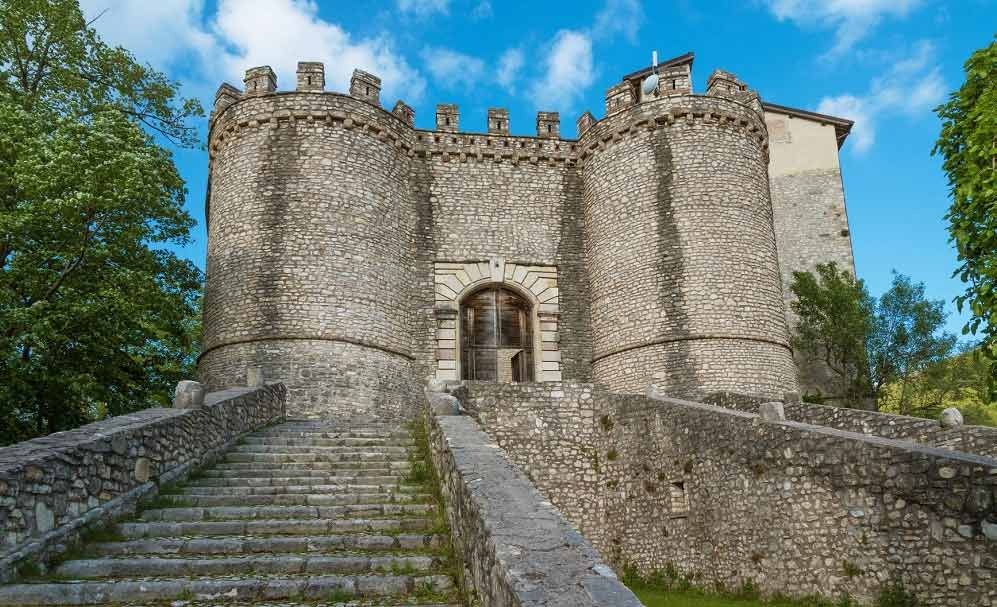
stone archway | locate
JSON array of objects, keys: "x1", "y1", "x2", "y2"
[{"x1": 433, "y1": 258, "x2": 561, "y2": 382}]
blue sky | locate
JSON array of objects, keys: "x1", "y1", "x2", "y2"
[{"x1": 81, "y1": 0, "x2": 994, "y2": 336}]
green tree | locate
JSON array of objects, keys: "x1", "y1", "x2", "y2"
[
  {"x1": 933, "y1": 36, "x2": 997, "y2": 394},
  {"x1": 0, "y1": 0, "x2": 202, "y2": 144},
  {"x1": 883, "y1": 342, "x2": 996, "y2": 424},
  {"x1": 790, "y1": 262, "x2": 875, "y2": 405},
  {"x1": 791, "y1": 266, "x2": 958, "y2": 412},
  {"x1": 0, "y1": 0, "x2": 203, "y2": 443},
  {"x1": 869, "y1": 274, "x2": 957, "y2": 415}
]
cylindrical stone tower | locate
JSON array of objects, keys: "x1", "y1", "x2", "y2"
[
  {"x1": 581, "y1": 70, "x2": 798, "y2": 399},
  {"x1": 199, "y1": 64, "x2": 419, "y2": 420}
]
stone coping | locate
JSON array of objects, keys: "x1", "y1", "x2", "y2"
[
  {"x1": 0, "y1": 384, "x2": 286, "y2": 581},
  {"x1": 427, "y1": 408, "x2": 643, "y2": 607}
]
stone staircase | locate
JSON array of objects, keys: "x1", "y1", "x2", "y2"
[{"x1": 0, "y1": 421, "x2": 461, "y2": 606}]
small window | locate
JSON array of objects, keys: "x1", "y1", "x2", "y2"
[
  {"x1": 547, "y1": 125, "x2": 552, "y2": 133},
  {"x1": 669, "y1": 481, "x2": 689, "y2": 517},
  {"x1": 445, "y1": 117, "x2": 451, "y2": 126},
  {"x1": 366, "y1": 86, "x2": 371, "y2": 95}
]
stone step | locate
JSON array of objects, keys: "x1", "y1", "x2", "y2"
[
  {"x1": 224, "y1": 452, "x2": 413, "y2": 465},
  {"x1": 164, "y1": 492, "x2": 431, "y2": 507},
  {"x1": 239, "y1": 435, "x2": 415, "y2": 451},
  {"x1": 215, "y1": 460, "x2": 412, "y2": 471},
  {"x1": 199, "y1": 470, "x2": 408, "y2": 482},
  {"x1": 250, "y1": 432, "x2": 413, "y2": 440},
  {"x1": 0, "y1": 573, "x2": 454, "y2": 605},
  {"x1": 117, "y1": 517, "x2": 434, "y2": 538},
  {"x1": 52, "y1": 554, "x2": 441, "y2": 579},
  {"x1": 139, "y1": 503, "x2": 435, "y2": 522},
  {"x1": 179, "y1": 483, "x2": 421, "y2": 496},
  {"x1": 88, "y1": 534, "x2": 447, "y2": 556},
  {"x1": 114, "y1": 602, "x2": 458, "y2": 607},
  {"x1": 233, "y1": 441, "x2": 412, "y2": 457},
  {"x1": 189, "y1": 475, "x2": 406, "y2": 487}
]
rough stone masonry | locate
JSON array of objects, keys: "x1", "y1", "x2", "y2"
[{"x1": 198, "y1": 51, "x2": 855, "y2": 419}]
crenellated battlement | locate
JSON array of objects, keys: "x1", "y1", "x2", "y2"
[{"x1": 212, "y1": 54, "x2": 764, "y2": 145}]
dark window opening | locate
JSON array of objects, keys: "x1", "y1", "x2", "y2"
[
  {"x1": 366, "y1": 85, "x2": 371, "y2": 95},
  {"x1": 460, "y1": 287, "x2": 534, "y2": 382},
  {"x1": 547, "y1": 125, "x2": 552, "y2": 133},
  {"x1": 669, "y1": 481, "x2": 689, "y2": 516}
]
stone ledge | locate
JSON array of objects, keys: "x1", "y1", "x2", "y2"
[
  {"x1": 0, "y1": 384, "x2": 287, "y2": 581},
  {"x1": 427, "y1": 408, "x2": 642, "y2": 607}
]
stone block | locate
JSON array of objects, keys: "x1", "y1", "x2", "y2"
[
  {"x1": 247, "y1": 367, "x2": 265, "y2": 388},
  {"x1": 428, "y1": 392, "x2": 461, "y2": 416},
  {"x1": 758, "y1": 402, "x2": 786, "y2": 422},
  {"x1": 940, "y1": 407, "x2": 964, "y2": 428},
  {"x1": 133, "y1": 458, "x2": 151, "y2": 483},
  {"x1": 173, "y1": 381, "x2": 205, "y2": 409}
]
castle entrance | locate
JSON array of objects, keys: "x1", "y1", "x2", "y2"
[{"x1": 460, "y1": 286, "x2": 535, "y2": 382}]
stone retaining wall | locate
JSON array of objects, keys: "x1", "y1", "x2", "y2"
[
  {"x1": 426, "y1": 406, "x2": 643, "y2": 607},
  {"x1": 460, "y1": 382, "x2": 997, "y2": 606},
  {"x1": 0, "y1": 385, "x2": 286, "y2": 580}
]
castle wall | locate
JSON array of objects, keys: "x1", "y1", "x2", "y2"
[
  {"x1": 580, "y1": 95, "x2": 797, "y2": 400},
  {"x1": 409, "y1": 133, "x2": 591, "y2": 383},
  {"x1": 199, "y1": 93, "x2": 420, "y2": 420},
  {"x1": 460, "y1": 382, "x2": 997, "y2": 607},
  {"x1": 765, "y1": 109, "x2": 856, "y2": 400},
  {"x1": 199, "y1": 61, "x2": 865, "y2": 417}
]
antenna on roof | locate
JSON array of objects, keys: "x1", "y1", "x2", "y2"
[{"x1": 642, "y1": 50, "x2": 660, "y2": 95}]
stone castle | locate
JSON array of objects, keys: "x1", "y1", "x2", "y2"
[
  {"x1": 0, "y1": 52, "x2": 994, "y2": 607},
  {"x1": 198, "y1": 52, "x2": 856, "y2": 418}
]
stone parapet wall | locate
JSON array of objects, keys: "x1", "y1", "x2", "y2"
[
  {"x1": 0, "y1": 385, "x2": 286, "y2": 580},
  {"x1": 710, "y1": 393, "x2": 997, "y2": 460},
  {"x1": 579, "y1": 94, "x2": 795, "y2": 400},
  {"x1": 460, "y1": 382, "x2": 997, "y2": 606},
  {"x1": 426, "y1": 406, "x2": 643, "y2": 607}
]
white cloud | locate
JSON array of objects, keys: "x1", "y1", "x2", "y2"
[
  {"x1": 528, "y1": 30, "x2": 595, "y2": 112},
  {"x1": 496, "y1": 48, "x2": 524, "y2": 90},
  {"x1": 471, "y1": 1, "x2": 493, "y2": 19},
  {"x1": 79, "y1": 0, "x2": 215, "y2": 68},
  {"x1": 420, "y1": 47, "x2": 486, "y2": 90},
  {"x1": 593, "y1": 0, "x2": 644, "y2": 43},
  {"x1": 817, "y1": 41, "x2": 945, "y2": 153},
  {"x1": 211, "y1": 0, "x2": 425, "y2": 103},
  {"x1": 396, "y1": 0, "x2": 449, "y2": 17},
  {"x1": 80, "y1": 0, "x2": 426, "y2": 105},
  {"x1": 817, "y1": 94, "x2": 875, "y2": 152},
  {"x1": 763, "y1": 0, "x2": 923, "y2": 59}
]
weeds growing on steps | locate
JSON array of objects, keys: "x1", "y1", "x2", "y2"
[{"x1": 404, "y1": 414, "x2": 471, "y2": 604}]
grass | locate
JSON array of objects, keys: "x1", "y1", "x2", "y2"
[
  {"x1": 623, "y1": 565, "x2": 859, "y2": 607},
  {"x1": 629, "y1": 583, "x2": 857, "y2": 607}
]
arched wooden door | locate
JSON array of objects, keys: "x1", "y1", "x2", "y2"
[{"x1": 460, "y1": 287, "x2": 535, "y2": 382}]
